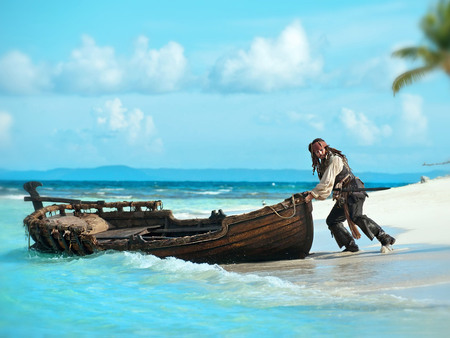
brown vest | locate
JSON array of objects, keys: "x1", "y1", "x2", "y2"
[
  {"x1": 333, "y1": 158, "x2": 354, "y2": 189},
  {"x1": 319, "y1": 154, "x2": 354, "y2": 188}
]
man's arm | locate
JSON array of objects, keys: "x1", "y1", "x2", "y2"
[{"x1": 306, "y1": 156, "x2": 343, "y2": 201}]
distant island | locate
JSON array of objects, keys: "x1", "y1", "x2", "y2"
[{"x1": 0, "y1": 165, "x2": 448, "y2": 183}]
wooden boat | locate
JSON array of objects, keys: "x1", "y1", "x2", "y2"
[{"x1": 23, "y1": 181, "x2": 314, "y2": 264}]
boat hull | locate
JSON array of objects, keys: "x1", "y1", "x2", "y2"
[{"x1": 24, "y1": 197, "x2": 313, "y2": 264}]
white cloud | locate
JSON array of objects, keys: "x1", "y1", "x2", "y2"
[
  {"x1": 127, "y1": 108, "x2": 157, "y2": 144},
  {"x1": 340, "y1": 107, "x2": 392, "y2": 145},
  {"x1": 0, "y1": 35, "x2": 188, "y2": 95},
  {"x1": 0, "y1": 51, "x2": 51, "y2": 94},
  {"x1": 400, "y1": 94, "x2": 427, "y2": 143},
  {"x1": 208, "y1": 20, "x2": 323, "y2": 92},
  {"x1": 54, "y1": 35, "x2": 188, "y2": 94},
  {"x1": 286, "y1": 111, "x2": 324, "y2": 130},
  {"x1": 127, "y1": 108, "x2": 144, "y2": 143},
  {"x1": 0, "y1": 111, "x2": 13, "y2": 147},
  {"x1": 104, "y1": 98, "x2": 128, "y2": 131},
  {"x1": 54, "y1": 35, "x2": 123, "y2": 94},
  {"x1": 95, "y1": 98, "x2": 162, "y2": 151},
  {"x1": 128, "y1": 36, "x2": 188, "y2": 93}
]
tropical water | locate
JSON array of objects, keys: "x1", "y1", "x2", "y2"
[{"x1": 1, "y1": 180, "x2": 449, "y2": 337}]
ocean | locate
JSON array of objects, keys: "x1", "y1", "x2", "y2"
[{"x1": 1, "y1": 180, "x2": 449, "y2": 337}]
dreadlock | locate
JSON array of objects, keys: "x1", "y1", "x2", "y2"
[{"x1": 308, "y1": 138, "x2": 350, "y2": 179}]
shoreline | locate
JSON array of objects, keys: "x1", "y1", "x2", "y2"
[{"x1": 223, "y1": 176, "x2": 450, "y2": 304}]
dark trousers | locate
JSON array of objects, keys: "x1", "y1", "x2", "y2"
[
  {"x1": 327, "y1": 193, "x2": 364, "y2": 226},
  {"x1": 326, "y1": 193, "x2": 384, "y2": 247}
]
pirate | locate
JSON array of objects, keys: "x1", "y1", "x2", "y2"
[{"x1": 304, "y1": 138, "x2": 396, "y2": 252}]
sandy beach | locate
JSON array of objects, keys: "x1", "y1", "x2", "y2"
[
  {"x1": 313, "y1": 175, "x2": 450, "y2": 247},
  {"x1": 224, "y1": 176, "x2": 450, "y2": 305}
]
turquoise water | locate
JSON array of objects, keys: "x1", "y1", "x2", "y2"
[{"x1": 1, "y1": 181, "x2": 449, "y2": 337}]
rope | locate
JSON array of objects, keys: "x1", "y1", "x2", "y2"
[
  {"x1": 268, "y1": 195, "x2": 297, "y2": 219},
  {"x1": 343, "y1": 198, "x2": 361, "y2": 239}
]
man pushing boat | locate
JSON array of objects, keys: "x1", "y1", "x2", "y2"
[{"x1": 303, "y1": 138, "x2": 396, "y2": 253}]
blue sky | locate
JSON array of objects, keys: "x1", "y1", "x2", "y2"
[{"x1": 0, "y1": 0, "x2": 448, "y2": 173}]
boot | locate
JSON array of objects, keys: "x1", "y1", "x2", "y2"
[
  {"x1": 342, "y1": 241, "x2": 359, "y2": 252},
  {"x1": 329, "y1": 223, "x2": 359, "y2": 252},
  {"x1": 377, "y1": 231, "x2": 396, "y2": 246}
]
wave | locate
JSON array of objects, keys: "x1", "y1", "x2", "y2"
[
  {"x1": 118, "y1": 252, "x2": 430, "y2": 309},
  {"x1": 190, "y1": 188, "x2": 232, "y2": 196},
  {"x1": 121, "y1": 252, "x2": 308, "y2": 306},
  {"x1": 110, "y1": 195, "x2": 134, "y2": 200},
  {"x1": 0, "y1": 194, "x2": 26, "y2": 200}
]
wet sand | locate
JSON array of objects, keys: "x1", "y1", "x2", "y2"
[{"x1": 223, "y1": 176, "x2": 450, "y2": 304}]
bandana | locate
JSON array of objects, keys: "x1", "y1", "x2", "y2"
[{"x1": 311, "y1": 140, "x2": 328, "y2": 153}]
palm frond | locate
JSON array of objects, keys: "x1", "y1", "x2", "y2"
[
  {"x1": 392, "y1": 65, "x2": 435, "y2": 96},
  {"x1": 392, "y1": 47, "x2": 422, "y2": 59},
  {"x1": 392, "y1": 47, "x2": 440, "y2": 64},
  {"x1": 421, "y1": 0, "x2": 450, "y2": 50},
  {"x1": 392, "y1": 0, "x2": 450, "y2": 96}
]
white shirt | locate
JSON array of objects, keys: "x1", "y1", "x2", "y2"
[{"x1": 310, "y1": 154, "x2": 344, "y2": 200}]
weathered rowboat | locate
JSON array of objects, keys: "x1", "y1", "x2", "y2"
[{"x1": 23, "y1": 181, "x2": 314, "y2": 264}]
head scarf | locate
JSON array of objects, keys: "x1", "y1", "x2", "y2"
[{"x1": 310, "y1": 140, "x2": 328, "y2": 153}]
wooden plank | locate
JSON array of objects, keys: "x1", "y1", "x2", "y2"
[
  {"x1": 24, "y1": 196, "x2": 105, "y2": 204},
  {"x1": 150, "y1": 226, "x2": 221, "y2": 234},
  {"x1": 95, "y1": 226, "x2": 151, "y2": 239},
  {"x1": 56, "y1": 230, "x2": 70, "y2": 253}
]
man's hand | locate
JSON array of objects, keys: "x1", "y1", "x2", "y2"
[{"x1": 304, "y1": 192, "x2": 314, "y2": 203}]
